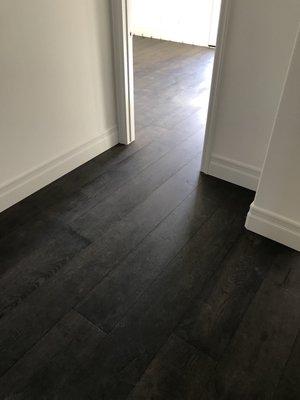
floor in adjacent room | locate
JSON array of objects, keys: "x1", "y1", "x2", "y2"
[{"x1": 0, "y1": 37, "x2": 299, "y2": 400}]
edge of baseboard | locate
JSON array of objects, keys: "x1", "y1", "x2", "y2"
[
  {"x1": 208, "y1": 154, "x2": 261, "y2": 191},
  {"x1": 0, "y1": 126, "x2": 118, "y2": 213},
  {"x1": 246, "y1": 203, "x2": 300, "y2": 251}
]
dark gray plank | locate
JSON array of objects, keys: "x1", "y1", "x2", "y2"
[
  {"x1": 76, "y1": 187, "x2": 218, "y2": 333},
  {"x1": 127, "y1": 334, "x2": 215, "y2": 400},
  {"x1": 0, "y1": 219, "x2": 89, "y2": 318},
  {"x1": 274, "y1": 332, "x2": 300, "y2": 400},
  {"x1": 202, "y1": 248, "x2": 300, "y2": 400},
  {"x1": 43, "y1": 131, "x2": 174, "y2": 224},
  {"x1": 0, "y1": 156, "x2": 201, "y2": 376},
  {"x1": 71, "y1": 133, "x2": 203, "y2": 240},
  {"x1": 39, "y1": 189, "x2": 251, "y2": 399},
  {"x1": 176, "y1": 232, "x2": 279, "y2": 360},
  {"x1": 0, "y1": 185, "x2": 251, "y2": 399},
  {"x1": 0, "y1": 311, "x2": 107, "y2": 400},
  {"x1": 43, "y1": 122, "x2": 201, "y2": 226}
]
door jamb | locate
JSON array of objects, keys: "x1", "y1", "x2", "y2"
[
  {"x1": 111, "y1": 0, "x2": 231, "y2": 167},
  {"x1": 111, "y1": 0, "x2": 135, "y2": 145},
  {"x1": 201, "y1": 0, "x2": 231, "y2": 172}
]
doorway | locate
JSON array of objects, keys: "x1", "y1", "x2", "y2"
[
  {"x1": 111, "y1": 0, "x2": 227, "y2": 170},
  {"x1": 133, "y1": 37, "x2": 215, "y2": 159}
]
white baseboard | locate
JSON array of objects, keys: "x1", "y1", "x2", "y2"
[
  {"x1": 246, "y1": 204, "x2": 300, "y2": 251},
  {"x1": 0, "y1": 126, "x2": 118, "y2": 213},
  {"x1": 208, "y1": 154, "x2": 261, "y2": 191}
]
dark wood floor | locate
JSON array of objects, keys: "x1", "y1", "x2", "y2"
[{"x1": 0, "y1": 37, "x2": 299, "y2": 399}]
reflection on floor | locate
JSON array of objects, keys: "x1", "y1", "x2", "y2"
[
  {"x1": 0, "y1": 37, "x2": 299, "y2": 400},
  {"x1": 133, "y1": 36, "x2": 214, "y2": 140}
]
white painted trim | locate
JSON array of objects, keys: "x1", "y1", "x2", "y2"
[
  {"x1": 246, "y1": 204, "x2": 300, "y2": 251},
  {"x1": 0, "y1": 127, "x2": 118, "y2": 213},
  {"x1": 208, "y1": 154, "x2": 260, "y2": 191},
  {"x1": 201, "y1": 0, "x2": 231, "y2": 173},
  {"x1": 111, "y1": 0, "x2": 135, "y2": 145}
]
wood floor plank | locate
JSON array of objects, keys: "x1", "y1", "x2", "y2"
[
  {"x1": 0, "y1": 219, "x2": 89, "y2": 318},
  {"x1": 42, "y1": 129, "x2": 179, "y2": 224},
  {"x1": 76, "y1": 187, "x2": 218, "y2": 333},
  {"x1": 127, "y1": 334, "x2": 215, "y2": 400},
  {"x1": 70, "y1": 133, "x2": 203, "y2": 240},
  {"x1": 0, "y1": 311, "x2": 107, "y2": 400},
  {"x1": 0, "y1": 155, "x2": 202, "y2": 376},
  {"x1": 202, "y1": 248, "x2": 300, "y2": 400},
  {"x1": 176, "y1": 232, "x2": 280, "y2": 360},
  {"x1": 35, "y1": 189, "x2": 251, "y2": 399},
  {"x1": 273, "y1": 332, "x2": 300, "y2": 400},
  {"x1": 42, "y1": 119, "x2": 202, "y2": 226},
  {"x1": 0, "y1": 185, "x2": 251, "y2": 399}
]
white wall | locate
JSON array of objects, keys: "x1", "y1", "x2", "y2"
[
  {"x1": 246, "y1": 26, "x2": 300, "y2": 251},
  {"x1": 206, "y1": 0, "x2": 300, "y2": 190},
  {"x1": 130, "y1": 0, "x2": 221, "y2": 47},
  {"x1": 0, "y1": 0, "x2": 117, "y2": 212}
]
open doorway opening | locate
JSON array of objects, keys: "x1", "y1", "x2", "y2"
[
  {"x1": 130, "y1": 0, "x2": 222, "y2": 163},
  {"x1": 112, "y1": 0, "x2": 227, "y2": 170}
]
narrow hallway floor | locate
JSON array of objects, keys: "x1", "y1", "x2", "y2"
[{"x1": 0, "y1": 37, "x2": 299, "y2": 400}]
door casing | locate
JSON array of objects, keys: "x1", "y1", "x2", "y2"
[
  {"x1": 111, "y1": 0, "x2": 231, "y2": 173},
  {"x1": 111, "y1": 0, "x2": 135, "y2": 145}
]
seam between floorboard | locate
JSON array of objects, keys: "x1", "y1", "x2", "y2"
[
  {"x1": 109, "y1": 205, "x2": 224, "y2": 335},
  {"x1": 0, "y1": 174, "x2": 202, "y2": 378},
  {"x1": 70, "y1": 130, "x2": 201, "y2": 226},
  {"x1": 107, "y1": 206, "x2": 219, "y2": 335},
  {"x1": 197, "y1": 244, "x2": 285, "y2": 399},
  {"x1": 271, "y1": 329, "x2": 300, "y2": 399},
  {"x1": 71, "y1": 310, "x2": 108, "y2": 337},
  {"x1": 73, "y1": 177, "x2": 207, "y2": 331}
]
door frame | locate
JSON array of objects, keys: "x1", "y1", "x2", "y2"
[
  {"x1": 201, "y1": 0, "x2": 231, "y2": 172},
  {"x1": 111, "y1": 0, "x2": 135, "y2": 145},
  {"x1": 111, "y1": 0, "x2": 231, "y2": 172}
]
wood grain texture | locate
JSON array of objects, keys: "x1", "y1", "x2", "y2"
[
  {"x1": 127, "y1": 334, "x2": 215, "y2": 400},
  {"x1": 0, "y1": 311, "x2": 107, "y2": 400},
  {"x1": 176, "y1": 232, "x2": 279, "y2": 360},
  {"x1": 202, "y1": 248, "x2": 300, "y2": 400},
  {"x1": 274, "y1": 332, "x2": 300, "y2": 400}
]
